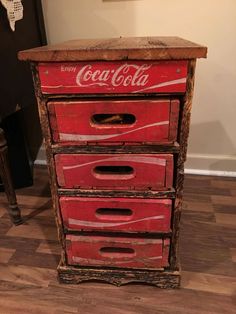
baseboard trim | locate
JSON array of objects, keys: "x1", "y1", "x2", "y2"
[
  {"x1": 34, "y1": 159, "x2": 236, "y2": 177},
  {"x1": 34, "y1": 159, "x2": 47, "y2": 166},
  {"x1": 184, "y1": 168, "x2": 236, "y2": 178},
  {"x1": 185, "y1": 153, "x2": 236, "y2": 175}
]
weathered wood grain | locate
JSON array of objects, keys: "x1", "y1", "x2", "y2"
[
  {"x1": 170, "y1": 59, "x2": 196, "y2": 270},
  {"x1": 58, "y1": 188, "x2": 175, "y2": 199},
  {"x1": 18, "y1": 36, "x2": 207, "y2": 61},
  {"x1": 52, "y1": 143, "x2": 180, "y2": 154},
  {"x1": 58, "y1": 261, "x2": 180, "y2": 288}
]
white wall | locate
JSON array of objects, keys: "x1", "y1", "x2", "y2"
[{"x1": 40, "y1": 0, "x2": 236, "y2": 174}]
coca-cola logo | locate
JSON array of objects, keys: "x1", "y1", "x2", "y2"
[{"x1": 75, "y1": 64, "x2": 151, "y2": 88}]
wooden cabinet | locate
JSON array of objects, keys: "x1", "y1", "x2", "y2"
[{"x1": 19, "y1": 37, "x2": 207, "y2": 288}]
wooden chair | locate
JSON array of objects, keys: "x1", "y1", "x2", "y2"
[{"x1": 0, "y1": 128, "x2": 22, "y2": 225}]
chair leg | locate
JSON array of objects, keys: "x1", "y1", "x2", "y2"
[{"x1": 0, "y1": 128, "x2": 22, "y2": 225}]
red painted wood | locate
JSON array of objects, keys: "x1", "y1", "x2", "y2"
[
  {"x1": 169, "y1": 99, "x2": 180, "y2": 141},
  {"x1": 60, "y1": 197, "x2": 172, "y2": 233},
  {"x1": 55, "y1": 153, "x2": 173, "y2": 190},
  {"x1": 66, "y1": 235, "x2": 170, "y2": 269},
  {"x1": 39, "y1": 61, "x2": 187, "y2": 94},
  {"x1": 48, "y1": 99, "x2": 179, "y2": 144}
]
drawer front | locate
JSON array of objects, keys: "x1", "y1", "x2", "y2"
[
  {"x1": 60, "y1": 197, "x2": 172, "y2": 233},
  {"x1": 48, "y1": 99, "x2": 179, "y2": 144},
  {"x1": 66, "y1": 235, "x2": 170, "y2": 269},
  {"x1": 55, "y1": 154, "x2": 173, "y2": 190},
  {"x1": 39, "y1": 61, "x2": 187, "y2": 94}
]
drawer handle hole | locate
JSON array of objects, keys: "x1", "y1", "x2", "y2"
[
  {"x1": 96, "y1": 208, "x2": 133, "y2": 216},
  {"x1": 94, "y1": 165, "x2": 134, "y2": 175},
  {"x1": 99, "y1": 247, "x2": 135, "y2": 258},
  {"x1": 93, "y1": 166, "x2": 135, "y2": 180},
  {"x1": 96, "y1": 208, "x2": 133, "y2": 220},
  {"x1": 91, "y1": 114, "x2": 136, "y2": 125}
]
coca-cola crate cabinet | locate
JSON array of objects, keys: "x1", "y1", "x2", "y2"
[
  {"x1": 19, "y1": 37, "x2": 207, "y2": 288},
  {"x1": 48, "y1": 99, "x2": 180, "y2": 145},
  {"x1": 66, "y1": 235, "x2": 170, "y2": 269},
  {"x1": 60, "y1": 197, "x2": 172, "y2": 233},
  {"x1": 55, "y1": 153, "x2": 173, "y2": 190}
]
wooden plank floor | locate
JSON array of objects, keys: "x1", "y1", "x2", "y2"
[{"x1": 0, "y1": 166, "x2": 235, "y2": 313}]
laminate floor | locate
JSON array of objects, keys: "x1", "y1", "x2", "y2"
[{"x1": 0, "y1": 166, "x2": 235, "y2": 313}]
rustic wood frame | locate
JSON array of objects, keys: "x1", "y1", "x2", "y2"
[{"x1": 29, "y1": 55, "x2": 197, "y2": 288}]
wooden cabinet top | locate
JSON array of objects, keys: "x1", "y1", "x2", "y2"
[{"x1": 18, "y1": 36, "x2": 207, "y2": 62}]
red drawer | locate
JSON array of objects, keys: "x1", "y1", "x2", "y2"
[
  {"x1": 48, "y1": 99, "x2": 179, "y2": 144},
  {"x1": 39, "y1": 61, "x2": 187, "y2": 94},
  {"x1": 55, "y1": 153, "x2": 173, "y2": 190},
  {"x1": 60, "y1": 197, "x2": 171, "y2": 233},
  {"x1": 66, "y1": 235, "x2": 170, "y2": 269}
]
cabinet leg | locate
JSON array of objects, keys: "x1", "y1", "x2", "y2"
[{"x1": 0, "y1": 128, "x2": 22, "y2": 225}]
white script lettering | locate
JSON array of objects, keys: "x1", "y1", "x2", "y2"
[{"x1": 75, "y1": 64, "x2": 151, "y2": 88}]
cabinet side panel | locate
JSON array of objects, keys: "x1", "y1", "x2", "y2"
[
  {"x1": 170, "y1": 59, "x2": 196, "y2": 270},
  {"x1": 31, "y1": 63, "x2": 66, "y2": 263}
]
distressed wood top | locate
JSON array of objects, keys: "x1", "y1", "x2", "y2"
[{"x1": 18, "y1": 36, "x2": 207, "y2": 62}]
